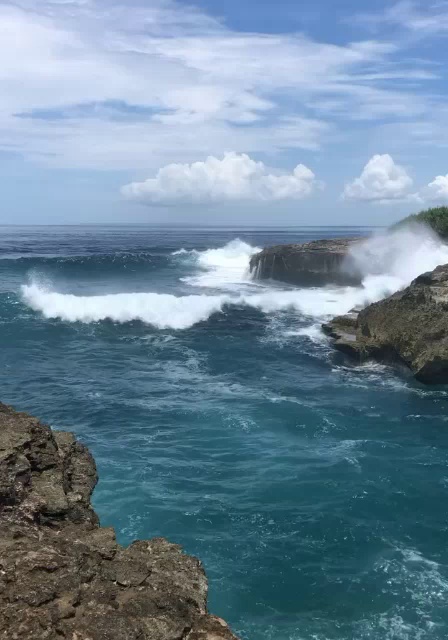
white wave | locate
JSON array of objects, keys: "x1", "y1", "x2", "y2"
[
  {"x1": 22, "y1": 226, "x2": 448, "y2": 330},
  {"x1": 177, "y1": 239, "x2": 260, "y2": 289},
  {"x1": 22, "y1": 282, "x2": 229, "y2": 330},
  {"x1": 21, "y1": 278, "x2": 390, "y2": 330}
]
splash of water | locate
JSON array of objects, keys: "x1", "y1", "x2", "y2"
[
  {"x1": 345, "y1": 223, "x2": 448, "y2": 303},
  {"x1": 177, "y1": 239, "x2": 260, "y2": 288},
  {"x1": 21, "y1": 227, "x2": 448, "y2": 330}
]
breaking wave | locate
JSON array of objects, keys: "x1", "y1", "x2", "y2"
[
  {"x1": 19, "y1": 282, "x2": 402, "y2": 330},
  {"x1": 20, "y1": 227, "x2": 448, "y2": 329},
  {"x1": 176, "y1": 238, "x2": 260, "y2": 288},
  {"x1": 21, "y1": 284, "x2": 229, "y2": 330}
]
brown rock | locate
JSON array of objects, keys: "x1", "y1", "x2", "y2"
[
  {"x1": 250, "y1": 238, "x2": 363, "y2": 286},
  {"x1": 323, "y1": 264, "x2": 448, "y2": 384},
  {"x1": 0, "y1": 403, "x2": 239, "y2": 640}
]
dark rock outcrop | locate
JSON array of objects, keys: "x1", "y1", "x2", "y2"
[
  {"x1": 323, "y1": 264, "x2": 448, "y2": 384},
  {"x1": 0, "y1": 403, "x2": 239, "y2": 640},
  {"x1": 249, "y1": 238, "x2": 363, "y2": 286}
]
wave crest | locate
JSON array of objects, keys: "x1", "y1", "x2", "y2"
[
  {"x1": 22, "y1": 228, "x2": 448, "y2": 330},
  {"x1": 21, "y1": 281, "x2": 393, "y2": 330},
  {"x1": 21, "y1": 283, "x2": 229, "y2": 330}
]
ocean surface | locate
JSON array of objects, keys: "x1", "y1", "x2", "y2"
[{"x1": 2, "y1": 224, "x2": 448, "y2": 640}]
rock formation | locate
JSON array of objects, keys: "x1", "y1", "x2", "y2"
[
  {"x1": 0, "y1": 403, "x2": 239, "y2": 640},
  {"x1": 323, "y1": 264, "x2": 448, "y2": 384},
  {"x1": 249, "y1": 238, "x2": 363, "y2": 286}
]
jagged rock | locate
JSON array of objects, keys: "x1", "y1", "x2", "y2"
[
  {"x1": 0, "y1": 403, "x2": 239, "y2": 640},
  {"x1": 249, "y1": 238, "x2": 363, "y2": 286},
  {"x1": 323, "y1": 264, "x2": 448, "y2": 384}
]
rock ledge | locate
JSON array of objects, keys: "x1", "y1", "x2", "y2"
[
  {"x1": 250, "y1": 238, "x2": 363, "y2": 286},
  {"x1": 323, "y1": 264, "x2": 448, "y2": 384},
  {"x1": 0, "y1": 403, "x2": 239, "y2": 640}
]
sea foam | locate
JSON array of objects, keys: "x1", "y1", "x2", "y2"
[
  {"x1": 18, "y1": 282, "x2": 403, "y2": 330},
  {"x1": 179, "y1": 238, "x2": 260, "y2": 288},
  {"x1": 21, "y1": 227, "x2": 448, "y2": 330},
  {"x1": 21, "y1": 284, "x2": 229, "y2": 330}
]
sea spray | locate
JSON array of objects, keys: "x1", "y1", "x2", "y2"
[
  {"x1": 21, "y1": 229, "x2": 448, "y2": 329},
  {"x1": 178, "y1": 239, "x2": 260, "y2": 288},
  {"x1": 345, "y1": 223, "x2": 448, "y2": 301}
]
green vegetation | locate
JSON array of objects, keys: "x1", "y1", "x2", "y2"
[{"x1": 394, "y1": 206, "x2": 448, "y2": 239}]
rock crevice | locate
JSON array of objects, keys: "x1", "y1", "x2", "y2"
[{"x1": 0, "y1": 403, "x2": 238, "y2": 640}]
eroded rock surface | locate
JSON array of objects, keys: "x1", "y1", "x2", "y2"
[
  {"x1": 249, "y1": 238, "x2": 363, "y2": 286},
  {"x1": 0, "y1": 403, "x2": 239, "y2": 640},
  {"x1": 323, "y1": 264, "x2": 448, "y2": 384}
]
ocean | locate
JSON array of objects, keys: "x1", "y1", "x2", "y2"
[{"x1": 1, "y1": 224, "x2": 448, "y2": 640}]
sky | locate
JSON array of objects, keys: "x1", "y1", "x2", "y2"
[{"x1": 2, "y1": 0, "x2": 448, "y2": 225}]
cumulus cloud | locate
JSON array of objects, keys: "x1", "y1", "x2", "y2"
[
  {"x1": 425, "y1": 174, "x2": 448, "y2": 202},
  {"x1": 342, "y1": 154, "x2": 414, "y2": 203},
  {"x1": 122, "y1": 152, "x2": 318, "y2": 205}
]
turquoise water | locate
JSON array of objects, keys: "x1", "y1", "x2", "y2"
[{"x1": 1, "y1": 225, "x2": 448, "y2": 640}]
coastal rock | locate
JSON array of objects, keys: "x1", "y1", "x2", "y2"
[
  {"x1": 323, "y1": 264, "x2": 448, "y2": 384},
  {"x1": 0, "y1": 403, "x2": 239, "y2": 640},
  {"x1": 249, "y1": 238, "x2": 363, "y2": 286}
]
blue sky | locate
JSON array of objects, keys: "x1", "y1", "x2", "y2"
[{"x1": 2, "y1": 0, "x2": 448, "y2": 224}]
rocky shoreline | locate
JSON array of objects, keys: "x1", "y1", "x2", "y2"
[
  {"x1": 0, "y1": 403, "x2": 238, "y2": 640},
  {"x1": 251, "y1": 235, "x2": 448, "y2": 385},
  {"x1": 249, "y1": 238, "x2": 363, "y2": 286},
  {"x1": 323, "y1": 264, "x2": 448, "y2": 384}
]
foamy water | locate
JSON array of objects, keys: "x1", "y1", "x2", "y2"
[
  {"x1": 179, "y1": 238, "x2": 260, "y2": 288},
  {"x1": 21, "y1": 224, "x2": 448, "y2": 330}
]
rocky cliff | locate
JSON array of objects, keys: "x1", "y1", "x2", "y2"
[
  {"x1": 249, "y1": 238, "x2": 363, "y2": 286},
  {"x1": 323, "y1": 264, "x2": 448, "y2": 384},
  {"x1": 0, "y1": 403, "x2": 239, "y2": 640}
]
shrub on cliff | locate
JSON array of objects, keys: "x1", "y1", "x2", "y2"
[{"x1": 394, "y1": 206, "x2": 448, "y2": 239}]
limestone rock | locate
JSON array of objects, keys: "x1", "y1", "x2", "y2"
[
  {"x1": 323, "y1": 264, "x2": 448, "y2": 384},
  {"x1": 249, "y1": 238, "x2": 363, "y2": 286},
  {"x1": 0, "y1": 403, "x2": 239, "y2": 640}
]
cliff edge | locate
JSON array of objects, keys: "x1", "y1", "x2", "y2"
[
  {"x1": 0, "y1": 403, "x2": 239, "y2": 640},
  {"x1": 323, "y1": 264, "x2": 448, "y2": 384},
  {"x1": 249, "y1": 238, "x2": 363, "y2": 286}
]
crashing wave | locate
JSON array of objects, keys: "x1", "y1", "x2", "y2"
[
  {"x1": 175, "y1": 239, "x2": 260, "y2": 288},
  {"x1": 21, "y1": 227, "x2": 448, "y2": 330}
]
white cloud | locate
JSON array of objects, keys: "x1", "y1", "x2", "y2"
[
  {"x1": 343, "y1": 154, "x2": 414, "y2": 203},
  {"x1": 0, "y1": 0, "x2": 438, "y2": 169},
  {"x1": 423, "y1": 174, "x2": 448, "y2": 202},
  {"x1": 344, "y1": 157, "x2": 448, "y2": 205},
  {"x1": 122, "y1": 152, "x2": 318, "y2": 205}
]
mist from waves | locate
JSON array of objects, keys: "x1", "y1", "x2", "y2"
[{"x1": 21, "y1": 224, "x2": 448, "y2": 330}]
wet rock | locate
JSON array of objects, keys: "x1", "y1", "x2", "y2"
[
  {"x1": 0, "y1": 403, "x2": 239, "y2": 640},
  {"x1": 323, "y1": 264, "x2": 448, "y2": 384},
  {"x1": 250, "y1": 238, "x2": 363, "y2": 286}
]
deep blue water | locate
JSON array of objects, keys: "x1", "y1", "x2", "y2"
[{"x1": 1, "y1": 225, "x2": 448, "y2": 640}]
